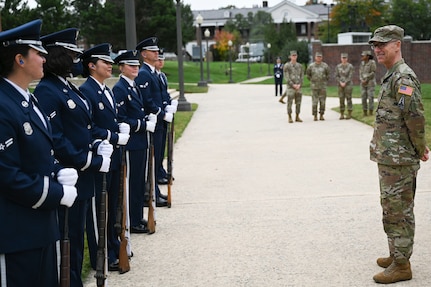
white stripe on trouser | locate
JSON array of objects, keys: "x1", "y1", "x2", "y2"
[
  {"x1": 125, "y1": 150, "x2": 132, "y2": 256},
  {"x1": 56, "y1": 240, "x2": 61, "y2": 284},
  {"x1": 0, "y1": 254, "x2": 7, "y2": 287},
  {"x1": 91, "y1": 196, "x2": 99, "y2": 242}
]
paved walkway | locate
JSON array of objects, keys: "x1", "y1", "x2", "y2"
[{"x1": 84, "y1": 84, "x2": 431, "y2": 287}]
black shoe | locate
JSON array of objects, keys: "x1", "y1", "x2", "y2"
[
  {"x1": 140, "y1": 218, "x2": 148, "y2": 226},
  {"x1": 158, "y1": 177, "x2": 168, "y2": 184},
  {"x1": 156, "y1": 198, "x2": 168, "y2": 207},
  {"x1": 159, "y1": 193, "x2": 168, "y2": 200},
  {"x1": 108, "y1": 261, "x2": 119, "y2": 271},
  {"x1": 130, "y1": 224, "x2": 149, "y2": 234}
]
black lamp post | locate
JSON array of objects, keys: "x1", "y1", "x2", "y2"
[
  {"x1": 228, "y1": 40, "x2": 234, "y2": 83},
  {"x1": 246, "y1": 42, "x2": 251, "y2": 79},
  {"x1": 196, "y1": 14, "x2": 207, "y2": 87},
  {"x1": 175, "y1": 0, "x2": 191, "y2": 111},
  {"x1": 324, "y1": 3, "x2": 335, "y2": 43},
  {"x1": 204, "y1": 28, "x2": 212, "y2": 83},
  {"x1": 267, "y1": 43, "x2": 271, "y2": 76}
]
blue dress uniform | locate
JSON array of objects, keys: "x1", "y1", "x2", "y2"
[
  {"x1": 34, "y1": 29, "x2": 108, "y2": 287},
  {"x1": 273, "y1": 57, "x2": 283, "y2": 96},
  {"x1": 135, "y1": 37, "x2": 171, "y2": 206},
  {"x1": 0, "y1": 20, "x2": 67, "y2": 287},
  {"x1": 79, "y1": 43, "x2": 124, "y2": 269},
  {"x1": 112, "y1": 50, "x2": 152, "y2": 233}
]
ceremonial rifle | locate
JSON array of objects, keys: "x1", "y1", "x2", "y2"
[
  {"x1": 145, "y1": 132, "x2": 156, "y2": 234},
  {"x1": 166, "y1": 116, "x2": 175, "y2": 208},
  {"x1": 59, "y1": 208, "x2": 70, "y2": 287},
  {"x1": 95, "y1": 173, "x2": 108, "y2": 287},
  {"x1": 115, "y1": 148, "x2": 130, "y2": 274}
]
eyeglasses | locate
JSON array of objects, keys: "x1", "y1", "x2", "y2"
[{"x1": 370, "y1": 40, "x2": 398, "y2": 50}]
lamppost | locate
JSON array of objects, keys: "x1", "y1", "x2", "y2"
[
  {"x1": 246, "y1": 42, "x2": 250, "y2": 79},
  {"x1": 228, "y1": 40, "x2": 234, "y2": 83},
  {"x1": 204, "y1": 28, "x2": 212, "y2": 83},
  {"x1": 323, "y1": 3, "x2": 335, "y2": 43},
  {"x1": 196, "y1": 13, "x2": 207, "y2": 87},
  {"x1": 267, "y1": 43, "x2": 271, "y2": 76},
  {"x1": 175, "y1": 0, "x2": 191, "y2": 111}
]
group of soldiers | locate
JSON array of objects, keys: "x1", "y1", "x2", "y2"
[
  {"x1": 274, "y1": 49, "x2": 376, "y2": 122},
  {"x1": 0, "y1": 19, "x2": 176, "y2": 287}
]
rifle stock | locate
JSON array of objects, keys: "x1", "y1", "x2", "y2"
[
  {"x1": 166, "y1": 117, "x2": 175, "y2": 208},
  {"x1": 146, "y1": 132, "x2": 156, "y2": 234},
  {"x1": 117, "y1": 148, "x2": 130, "y2": 274},
  {"x1": 59, "y1": 208, "x2": 70, "y2": 287},
  {"x1": 95, "y1": 173, "x2": 107, "y2": 287}
]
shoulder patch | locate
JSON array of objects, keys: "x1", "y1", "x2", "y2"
[{"x1": 398, "y1": 85, "x2": 414, "y2": 96}]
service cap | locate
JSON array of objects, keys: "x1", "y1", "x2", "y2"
[
  {"x1": 114, "y1": 50, "x2": 140, "y2": 66},
  {"x1": 369, "y1": 25, "x2": 404, "y2": 44},
  {"x1": 136, "y1": 37, "x2": 159, "y2": 51},
  {"x1": 0, "y1": 19, "x2": 47, "y2": 54},
  {"x1": 41, "y1": 28, "x2": 82, "y2": 54},
  {"x1": 80, "y1": 43, "x2": 114, "y2": 63}
]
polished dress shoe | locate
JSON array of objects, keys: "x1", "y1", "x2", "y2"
[
  {"x1": 158, "y1": 177, "x2": 168, "y2": 184},
  {"x1": 130, "y1": 224, "x2": 149, "y2": 233},
  {"x1": 159, "y1": 193, "x2": 168, "y2": 200},
  {"x1": 140, "y1": 218, "x2": 148, "y2": 226},
  {"x1": 156, "y1": 198, "x2": 168, "y2": 207},
  {"x1": 108, "y1": 261, "x2": 119, "y2": 271}
]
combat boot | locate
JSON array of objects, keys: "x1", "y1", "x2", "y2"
[
  {"x1": 377, "y1": 256, "x2": 394, "y2": 268},
  {"x1": 373, "y1": 261, "x2": 412, "y2": 284},
  {"x1": 288, "y1": 114, "x2": 293, "y2": 123},
  {"x1": 339, "y1": 111, "x2": 345, "y2": 120},
  {"x1": 363, "y1": 110, "x2": 368, "y2": 116},
  {"x1": 369, "y1": 110, "x2": 373, "y2": 116},
  {"x1": 295, "y1": 114, "x2": 302, "y2": 122},
  {"x1": 346, "y1": 110, "x2": 352, "y2": 120},
  {"x1": 314, "y1": 114, "x2": 318, "y2": 121},
  {"x1": 319, "y1": 114, "x2": 325, "y2": 121}
]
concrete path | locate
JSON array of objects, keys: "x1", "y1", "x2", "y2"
[{"x1": 84, "y1": 84, "x2": 431, "y2": 287}]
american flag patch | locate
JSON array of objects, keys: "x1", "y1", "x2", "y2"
[{"x1": 398, "y1": 85, "x2": 414, "y2": 96}]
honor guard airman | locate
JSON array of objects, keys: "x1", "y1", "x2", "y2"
[{"x1": 273, "y1": 56, "x2": 283, "y2": 97}]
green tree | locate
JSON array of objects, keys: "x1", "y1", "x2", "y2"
[
  {"x1": 0, "y1": 0, "x2": 34, "y2": 30},
  {"x1": 389, "y1": 0, "x2": 431, "y2": 40},
  {"x1": 30, "y1": 0, "x2": 74, "y2": 35}
]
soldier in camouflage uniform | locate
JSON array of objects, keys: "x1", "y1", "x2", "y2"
[
  {"x1": 335, "y1": 53, "x2": 354, "y2": 120},
  {"x1": 283, "y1": 50, "x2": 304, "y2": 123},
  {"x1": 369, "y1": 25, "x2": 429, "y2": 284},
  {"x1": 306, "y1": 52, "x2": 330, "y2": 121},
  {"x1": 359, "y1": 50, "x2": 377, "y2": 116}
]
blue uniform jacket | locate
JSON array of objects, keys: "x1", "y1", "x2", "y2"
[
  {"x1": 112, "y1": 76, "x2": 148, "y2": 151},
  {"x1": 0, "y1": 78, "x2": 64, "y2": 253},
  {"x1": 34, "y1": 74, "x2": 104, "y2": 200},
  {"x1": 79, "y1": 77, "x2": 121, "y2": 170}
]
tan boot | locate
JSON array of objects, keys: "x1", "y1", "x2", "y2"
[
  {"x1": 346, "y1": 110, "x2": 352, "y2": 119},
  {"x1": 377, "y1": 256, "x2": 394, "y2": 268},
  {"x1": 314, "y1": 114, "x2": 318, "y2": 121},
  {"x1": 369, "y1": 110, "x2": 373, "y2": 115},
  {"x1": 288, "y1": 114, "x2": 293, "y2": 123},
  {"x1": 363, "y1": 110, "x2": 368, "y2": 116},
  {"x1": 339, "y1": 112, "x2": 345, "y2": 120},
  {"x1": 319, "y1": 114, "x2": 325, "y2": 121},
  {"x1": 373, "y1": 261, "x2": 412, "y2": 284},
  {"x1": 295, "y1": 114, "x2": 302, "y2": 122}
]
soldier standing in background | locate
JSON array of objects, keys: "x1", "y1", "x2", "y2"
[
  {"x1": 369, "y1": 25, "x2": 429, "y2": 284},
  {"x1": 306, "y1": 52, "x2": 330, "y2": 121},
  {"x1": 359, "y1": 50, "x2": 376, "y2": 116},
  {"x1": 283, "y1": 50, "x2": 304, "y2": 123},
  {"x1": 335, "y1": 53, "x2": 354, "y2": 120},
  {"x1": 273, "y1": 57, "x2": 283, "y2": 97}
]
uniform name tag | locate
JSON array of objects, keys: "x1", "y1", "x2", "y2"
[{"x1": 398, "y1": 85, "x2": 414, "y2": 96}]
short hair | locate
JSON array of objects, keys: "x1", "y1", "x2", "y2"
[{"x1": 0, "y1": 46, "x2": 30, "y2": 78}]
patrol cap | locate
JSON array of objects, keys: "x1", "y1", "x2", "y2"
[
  {"x1": 80, "y1": 43, "x2": 114, "y2": 63},
  {"x1": 341, "y1": 53, "x2": 348, "y2": 58},
  {"x1": 136, "y1": 37, "x2": 159, "y2": 51},
  {"x1": 158, "y1": 48, "x2": 165, "y2": 60},
  {"x1": 315, "y1": 52, "x2": 322, "y2": 57},
  {"x1": 361, "y1": 50, "x2": 372, "y2": 56},
  {"x1": 289, "y1": 50, "x2": 297, "y2": 56},
  {"x1": 41, "y1": 28, "x2": 83, "y2": 54},
  {"x1": 369, "y1": 25, "x2": 404, "y2": 43},
  {"x1": 114, "y1": 50, "x2": 140, "y2": 66},
  {"x1": 0, "y1": 19, "x2": 47, "y2": 54}
]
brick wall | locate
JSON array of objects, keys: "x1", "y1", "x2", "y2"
[{"x1": 311, "y1": 37, "x2": 431, "y2": 85}]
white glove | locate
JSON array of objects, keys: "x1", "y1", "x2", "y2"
[
  {"x1": 97, "y1": 140, "x2": 113, "y2": 157},
  {"x1": 99, "y1": 156, "x2": 111, "y2": 173},
  {"x1": 171, "y1": 99, "x2": 178, "y2": 108},
  {"x1": 165, "y1": 105, "x2": 176, "y2": 114},
  {"x1": 148, "y1": 113, "x2": 157, "y2": 124},
  {"x1": 164, "y1": 112, "x2": 173, "y2": 123},
  {"x1": 117, "y1": 133, "x2": 130, "y2": 145},
  {"x1": 57, "y1": 168, "x2": 78, "y2": 186},
  {"x1": 146, "y1": 121, "x2": 156, "y2": 133},
  {"x1": 118, "y1": 122, "x2": 130, "y2": 134},
  {"x1": 60, "y1": 185, "x2": 78, "y2": 207}
]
